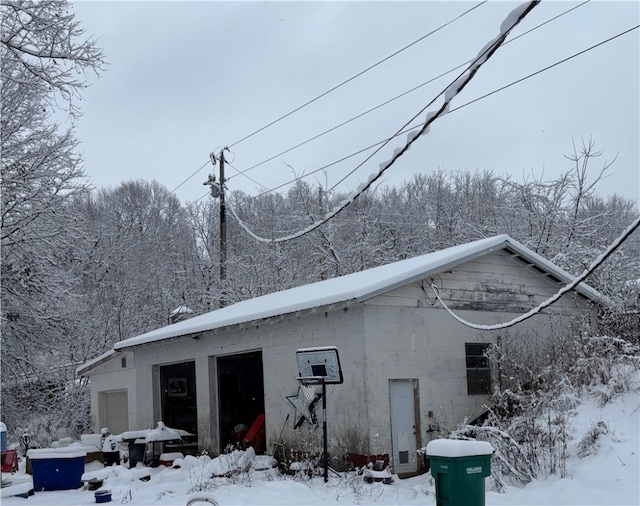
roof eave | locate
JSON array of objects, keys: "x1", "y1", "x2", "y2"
[
  {"x1": 115, "y1": 298, "x2": 360, "y2": 351},
  {"x1": 76, "y1": 349, "x2": 120, "y2": 377},
  {"x1": 500, "y1": 240, "x2": 609, "y2": 307}
]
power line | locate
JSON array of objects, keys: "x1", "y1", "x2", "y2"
[
  {"x1": 431, "y1": 214, "x2": 640, "y2": 330},
  {"x1": 226, "y1": 160, "x2": 268, "y2": 192},
  {"x1": 170, "y1": 160, "x2": 211, "y2": 194},
  {"x1": 242, "y1": 23, "x2": 638, "y2": 201},
  {"x1": 172, "y1": 0, "x2": 588, "y2": 198},
  {"x1": 447, "y1": 24, "x2": 639, "y2": 114},
  {"x1": 328, "y1": 22, "x2": 638, "y2": 192},
  {"x1": 167, "y1": 2, "x2": 486, "y2": 197},
  {"x1": 227, "y1": 1, "x2": 541, "y2": 244},
  {"x1": 327, "y1": 1, "x2": 543, "y2": 195},
  {"x1": 192, "y1": 193, "x2": 208, "y2": 204},
  {"x1": 227, "y1": 0, "x2": 591, "y2": 186},
  {"x1": 227, "y1": 1, "x2": 488, "y2": 150}
]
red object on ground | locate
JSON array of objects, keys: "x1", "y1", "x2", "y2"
[
  {"x1": 346, "y1": 453, "x2": 390, "y2": 470},
  {"x1": 158, "y1": 452, "x2": 184, "y2": 467},
  {"x1": 1, "y1": 449, "x2": 19, "y2": 473},
  {"x1": 243, "y1": 414, "x2": 265, "y2": 454}
]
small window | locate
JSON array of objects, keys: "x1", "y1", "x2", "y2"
[
  {"x1": 465, "y1": 343, "x2": 491, "y2": 395},
  {"x1": 121, "y1": 357, "x2": 127, "y2": 368}
]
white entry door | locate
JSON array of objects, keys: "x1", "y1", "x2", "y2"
[{"x1": 389, "y1": 380, "x2": 419, "y2": 474}]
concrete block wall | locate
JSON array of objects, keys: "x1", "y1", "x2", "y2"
[
  {"x1": 258, "y1": 307, "x2": 369, "y2": 455},
  {"x1": 127, "y1": 303, "x2": 368, "y2": 453},
  {"x1": 362, "y1": 305, "x2": 425, "y2": 455},
  {"x1": 360, "y1": 250, "x2": 597, "y2": 456},
  {"x1": 361, "y1": 302, "x2": 582, "y2": 456}
]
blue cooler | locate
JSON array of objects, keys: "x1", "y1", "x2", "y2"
[
  {"x1": 27, "y1": 447, "x2": 87, "y2": 491},
  {"x1": 0, "y1": 422, "x2": 6, "y2": 452}
]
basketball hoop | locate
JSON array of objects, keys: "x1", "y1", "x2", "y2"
[
  {"x1": 296, "y1": 347, "x2": 343, "y2": 385},
  {"x1": 292, "y1": 347, "x2": 344, "y2": 483},
  {"x1": 296, "y1": 377, "x2": 324, "y2": 415}
]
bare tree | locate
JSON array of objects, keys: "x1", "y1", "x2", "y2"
[
  {"x1": 1, "y1": 0, "x2": 105, "y2": 115},
  {"x1": 562, "y1": 137, "x2": 617, "y2": 251},
  {"x1": 1, "y1": 0, "x2": 105, "y2": 442},
  {"x1": 75, "y1": 181, "x2": 199, "y2": 342}
]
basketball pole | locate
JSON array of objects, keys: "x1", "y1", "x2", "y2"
[{"x1": 322, "y1": 379, "x2": 328, "y2": 483}]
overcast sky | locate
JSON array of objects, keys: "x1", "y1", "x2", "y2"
[{"x1": 72, "y1": 1, "x2": 639, "y2": 208}]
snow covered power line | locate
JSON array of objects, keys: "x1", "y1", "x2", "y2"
[
  {"x1": 227, "y1": 0, "x2": 591, "y2": 188},
  {"x1": 228, "y1": 0, "x2": 541, "y2": 244},
  {"x1": 169, "y1": 1, "x2": 489, "y2": 195},
  {"x1": 227, "y1": 1, "x2": 489, "y2": 150},
  {"x1": 239, "y1": 16, "x2": 636, "y2": 203}
]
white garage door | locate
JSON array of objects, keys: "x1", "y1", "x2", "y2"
[{"x1": 104, "y1": 390, "x2": 128, "y2": 435}]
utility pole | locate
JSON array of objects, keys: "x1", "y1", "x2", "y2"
[
  {"x1": 218, "y1": 150, "x2": 227, "y2": 291},
  {"x1": 319, "y1": 186, "x2": 328, "y2": 281},
  {"x1": 204, "y1": 148, "x2": 228, "y2": 307}
]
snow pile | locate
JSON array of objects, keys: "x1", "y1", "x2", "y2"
[
  {"x1": 26, "y1": 447, "x2": 87, "y2": 460},
  {"x1": 178, "y1": 447, "x2": 262, "y2": 481},
  {"x1": 487, "y1": 384, "x2": 639, "y2": 505},
  {"x1": 452, "y1": 334, "x2": 640, "y2": 498},
  {"x1": 81, "y1": 464, "x2": 148, "y2": 483}
]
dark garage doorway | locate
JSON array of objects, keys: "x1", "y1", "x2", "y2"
[
  {"x1": 160, "y1": 361, "x2": 197, "y2": 436},
  {"x1": 217, "y1": 351, "x2": 264, "y2": 452}
]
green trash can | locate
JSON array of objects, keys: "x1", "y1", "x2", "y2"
[{"x1": 426, "y1": 439, "x2": 493, "y2": 506}]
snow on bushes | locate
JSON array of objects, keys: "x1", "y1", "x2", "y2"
[{"x1": 450, "y1": 331, "x2": 639, "y2": 492}]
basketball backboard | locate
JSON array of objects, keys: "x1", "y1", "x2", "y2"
[{"x1": 296, "y1": 346, "x2": 343, "y2": 384}]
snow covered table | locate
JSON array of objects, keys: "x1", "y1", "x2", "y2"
[{"x1": 118, "y1": 422, "x2": 193, "y2": 467}]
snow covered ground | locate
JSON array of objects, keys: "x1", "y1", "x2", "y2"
[{"x1": 2, "y1": 386, "x2": 638, "y2": 506}]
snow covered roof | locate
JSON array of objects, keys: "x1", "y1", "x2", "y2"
[
  {"x1": 108, "y1": 235, "x2": 604, "y2": 352},
  {"x1": 76, "y1": 349, "x2": 118, "y2": 376}
]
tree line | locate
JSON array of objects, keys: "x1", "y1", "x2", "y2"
[{"x1": 1, "y1": 0, "x2": 638, "y2": 445}]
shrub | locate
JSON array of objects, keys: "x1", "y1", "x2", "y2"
[{"x1": 452, "y1": 329, "x2": 639, "y2": 489}]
